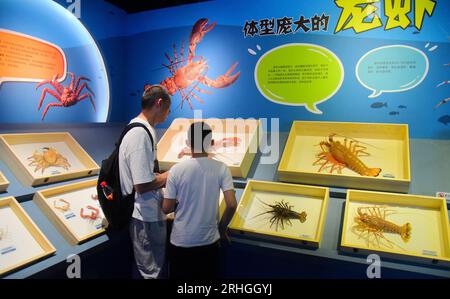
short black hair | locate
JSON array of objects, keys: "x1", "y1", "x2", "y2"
[
  {"x1": 188, "y1": 122, "x2": 212, "y2": 153},
  {"x1": 142, "y1": 84, "x2": 171, "y2": 110}
]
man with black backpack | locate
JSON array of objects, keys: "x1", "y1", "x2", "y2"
[{"x1": 117, "y1": 84, "x2": 171, "y2": 279}]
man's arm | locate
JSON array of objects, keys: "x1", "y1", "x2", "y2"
[
  {"x1": 134, "y1": 171, "x2": 168, "y2": 194},
  {"x1": 218, "y1": 189, "x2": 237, "y2": 242},
  {"x1": 162, "y1": 197, "x2": 177, "y2": 214}
]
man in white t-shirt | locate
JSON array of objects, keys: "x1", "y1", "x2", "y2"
[
  {"x1": 162, "y1": 122, "x2": 237, "y2": 279},
  {"x1": 119, "y1": 84, "x2": 171, "y2": 279}
]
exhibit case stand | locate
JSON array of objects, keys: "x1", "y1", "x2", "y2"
[{"x1": 0, "y1": 123, "x2": 449, "y2": 279}]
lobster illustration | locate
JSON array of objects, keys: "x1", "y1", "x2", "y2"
[
  {"x1": 353, "y1": 206, "x2": 411, "y2": 249},
  {"x1": 313, "y1": 134, "x2": 381, "y2": 177},
  {"x1": 35, "y1": 72, "x2": 96, "y2": 120},
  {"x1": 145, "y1": 18, "x2": 240, "y2": 109}
]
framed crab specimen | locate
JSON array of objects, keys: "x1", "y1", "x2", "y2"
[
  {"x1": 228, "y1": 180, "x2": 329, "y2": 248},
  {"x1": 33, "y1": 179, "x2": 106, "y2": 245},
  {"x1": 340, "y1": 190, "x2": 450, "y2": 267},
  {"x1": 0, "y1": 196, "x2": 55, "y2": 277},
  {"x1": 0, "y1": 132, "x2": 99, "y2": 186},
  {"x1": 157, "y1": 118, "x2": 260, "y2": 178}
]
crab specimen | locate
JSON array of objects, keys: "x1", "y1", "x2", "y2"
[{"x1": 27, "y1": 147, "x2": 71, "y2": 174}]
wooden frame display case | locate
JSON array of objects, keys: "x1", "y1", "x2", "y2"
[
  {"x1": 0, "y1": 196, "x2": 56, "y2": 276},
  {"x1": 33, "y1": 179, "x2": 106, "y2": 245},
  {"x1": 229, "y1": 180, "x2": 329, "y2": 248},
  {"x1": 340, "y1": 189, "x2": 450, "y2": 267},
  {"x1": 278, "y1": 121, "x2": 411, "y2": 193},
  {"x1": 157, "y1": 118, "x2": 260, "y2": 178},
  {"x1": 0, "y1": 132, "x2": 99, "y2": 186}
]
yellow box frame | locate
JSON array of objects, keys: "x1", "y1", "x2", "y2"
[
  {"x1": 33, "y1": 179, "x2": 105, "y2": 245},
  {"x1": 157, "y1": 118, "x2": 260, "y2": 178},
  {"x1": 229, "y1": 180, "x2": 329, "y2": 248},
  {"x1": 0, "y1": 171, "x2": 9, "y2": 193},
  {"x1": 0, "y1": 196, "x2": 56, "y2": 277},
  {"x1": 340, "y1": 190, "x2": 450, "y2": 267},
  {"x1": 0, "y1": 132, "x2": 100, "y2": 186},
  {"x1": 278, "y1": 121, "x2": 411, "y2": 193}
]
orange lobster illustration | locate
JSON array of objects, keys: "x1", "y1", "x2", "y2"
[
  {"x1": 313, "y1": 134, "x2": 381, "y2": 177},
  {"x1": 145, "y1": 18, "x2": 240, "y2": 109}
]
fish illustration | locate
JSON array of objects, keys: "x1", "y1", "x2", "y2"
[
  {"x1": 438, "y1": 115, "x2": 450, "y2": 126},
  {"x1": 389, "y1": 111, "x2": 400, "y2": 116},
  {"x1": 434, "y1": 98, "x2": 450, "y2": 110},
  {"x1": 398, "y1": 105, "x2": 407, "y2": 109},
  {"x1": 371, "y1": 102, "x2": 388, "y2": 109}
]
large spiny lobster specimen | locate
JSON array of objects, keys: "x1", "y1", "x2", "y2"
[
  {"x1": 313, "y1": 134, "x2": 381, "y2": 177},
  {"x1": 252, "y1": 197, "x2": 307, "y2": 232},
  {"x1": 35, "y1": 72, "x2": 96, "y2": 120},
  {"x1": 145, "y1": 18, "x2": 240, "y2": 109}
]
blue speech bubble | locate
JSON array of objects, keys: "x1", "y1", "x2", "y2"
[{"x1": 356, "y1": 45, "x2": 429, "y2": 98}]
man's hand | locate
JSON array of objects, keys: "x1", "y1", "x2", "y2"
[{"x1": 219, "y1": 226, "x2": 231, "y2": 244}]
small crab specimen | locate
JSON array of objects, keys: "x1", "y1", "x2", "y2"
[{"x1": 27, "y1": 147, "x2": 71, "y2": 174}]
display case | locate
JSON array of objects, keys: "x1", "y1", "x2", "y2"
[
  {"x1": 33, "y1": 179, "x2": 106, "y2": 245},
  {"x1": 0, "y1": 132, "x2": 100, "y2": 186},
  {"x1": 228, "y1": 180, "x2": 329, "y2": 248},
  {"x1": 157, "y1": 118, "x2": 260, "y2": 178},
  {"x1": 278, "y1": 121, "x2": 411, "y2": 193},
  {"x1": 0, "y1": 196, "x2": 56, "y2": 276},
  {"x1": 340, "y1": 189, "x2": 450, "y2": 267},
  {"x1": 0, "y1": 171, "x2": 9, "y2": 193}
]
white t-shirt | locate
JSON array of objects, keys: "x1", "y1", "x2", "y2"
[
  {"x1": 164, "y1": 157, "x2": 234, "y2": 247},
  {"x1": 119, "y1": 117, "x2": 165, "y2": 222}
]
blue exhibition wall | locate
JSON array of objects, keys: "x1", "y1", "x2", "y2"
[
  {"x1": 0, "y1": 0, "x2": 115, "y2": 122},
  {"x1": 122, "y1": 0, "x2": 450, "y2": 139},
  {"x1": 1, "y1": 0, "x2": 450, "y2": 140}
]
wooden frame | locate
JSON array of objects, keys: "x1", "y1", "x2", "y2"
[
  {"x1": 278, "y1": 121, "x2": 411, "y2": 193},
  {"x1": 228, "y1": 180, "x2": 329, "y2": 248},
  {"x1": 0, "y1": 171, "x2": 9, "y2": 193},
  {"x1": 33, "y1": 179, "x2": 106, "y2": 245},
  {"x1": 0, "y1": 196, "x2": 56, "y2": 277},
  {"x1": 157, "y1": 118, "x2": 260, "y2": 178},
  {"x1": 340, "y1": 190, "x2": 450, "y2": 267},
  {"x1": 0, "y1": 132, "x2": 99, "y2": 186}
]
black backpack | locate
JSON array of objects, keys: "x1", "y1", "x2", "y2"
[{"x1": 97, "y1": 123, "x2": 159, "y2": 230}]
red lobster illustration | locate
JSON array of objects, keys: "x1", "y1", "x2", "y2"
[{"x1": 145, "y1": 18, "x2": 240, "y2": 109}]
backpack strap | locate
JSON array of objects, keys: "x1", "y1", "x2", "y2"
[
  {"x1": 117, "y1": 123, "x2": 155, "y2": 151},
  {"x1": 117, "y1": 122, "x2": 160, "y2": 173}
]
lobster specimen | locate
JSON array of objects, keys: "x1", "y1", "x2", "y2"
[
  {"x1": 314, "y1": 134, "x2": 381, "y2": 177},
  {"x1": 53, "y1": 199, "x2": 71, "y2": 212},
  {"x1": 253, "y1": 197, "x2": 307, "y2": 232},
  {"x1": 35, "y1": 72, "x2": 96, "y2": 120},
  {"x1": 353, "y1": 206, "x2": 411, "y2": 249},
  {"x1": 177, "y1": 137, "x2": 241, "y2": 158},
  {"x1": 27, "y1": 147, "x2": 71, "y2": 174},
  {"x1": 80, "y1": 205, "x2": 100, "y2": 220},
  {"x1": 146, "y1": 18, "x2": 240, "y2": 109}
]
